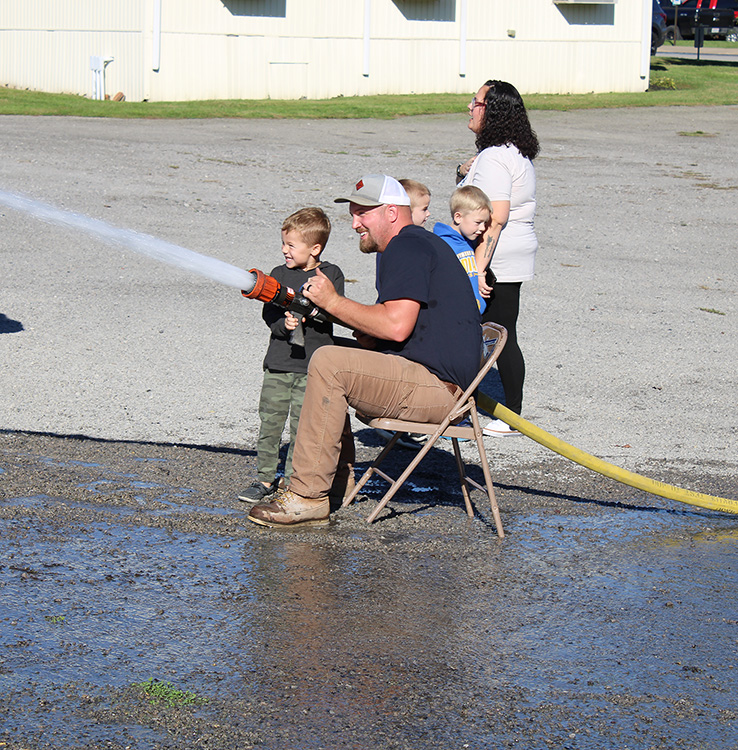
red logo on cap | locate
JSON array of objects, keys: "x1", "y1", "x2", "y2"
[{"x1": 355, "y1": 180, "x2": 364, "y2": 191}]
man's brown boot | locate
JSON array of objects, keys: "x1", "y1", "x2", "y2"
[
  {"x1": 329, "y1": 462, "x2": 355, "y2": 505},
  {"x1": 248, "y1": 489, "x2": 330, "y2": 528}
]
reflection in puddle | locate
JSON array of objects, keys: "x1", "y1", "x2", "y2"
[{"x1": 1, "y1": 522, "x2": 253, "y2": 692}]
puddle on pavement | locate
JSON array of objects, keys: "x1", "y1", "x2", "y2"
[
  {"x1": 2, "y1": 435, "x2": 737, "y2": 748},
  {"x1": 2, "y1": 495, "x2": 737, "y2": 749}
]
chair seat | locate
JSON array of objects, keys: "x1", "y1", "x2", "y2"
[{"x1": 361, "y1": 415, "x2": 474, "y2": 440}]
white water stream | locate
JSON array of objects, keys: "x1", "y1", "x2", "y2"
[{"x1": 0, "y1": 189, "x2": 257, "y2": 292}]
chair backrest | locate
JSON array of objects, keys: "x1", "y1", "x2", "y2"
[{"x1": 448, "y1": 321, "x2": 507, "y2": 422}]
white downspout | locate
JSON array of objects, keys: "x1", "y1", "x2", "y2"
[
  {"x1": 639, "y1": 0, "x2": 651, "y2": 85},
  {"x1": 459, "y1": 0, "x2": 468, "y2": 77},
  {"x1": 363, "y1": 0, "x2": 371, "y2": 77},
  {"x1": 153, "y1": 0, "x2": 162, "y2": 72}
]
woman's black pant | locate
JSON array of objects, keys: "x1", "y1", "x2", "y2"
[{"x1": 481, "y1": 281, "x2": 524, "y2": 415}]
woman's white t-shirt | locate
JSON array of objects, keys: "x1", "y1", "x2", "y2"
[{"x1": 463, "y1": 144, "x2": 537, "y2": 283}]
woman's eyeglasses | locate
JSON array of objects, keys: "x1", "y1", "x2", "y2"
[{"x1": 468, "y1": 98, "x2": 486, "y2": 112}]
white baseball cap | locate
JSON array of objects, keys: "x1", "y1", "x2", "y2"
[{"x1": 334, "y1": 174, "x2": 411, "y2": 207}]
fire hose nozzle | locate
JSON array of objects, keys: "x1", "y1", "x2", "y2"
[
  {"x1": 241, "y1": 268, "x2": 328, "y2": 347},
  {"x1": 241, "y1": 268, "x2": 295, "y2": 306},
  {"x1": 241, "y1": 268, "x2": 326, "y2": 322}
]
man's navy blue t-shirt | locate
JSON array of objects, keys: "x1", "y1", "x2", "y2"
[{"x1": 376, "y1": 224, "x2": 482, "y2": 390}]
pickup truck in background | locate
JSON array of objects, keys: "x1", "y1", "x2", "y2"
[{"x1": 659, "y1": 0, "x2": 738, "y2": 40}]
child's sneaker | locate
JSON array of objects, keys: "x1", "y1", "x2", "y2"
[{"x1": 238, "y1": 480, "x2": 277, "y2": 503}]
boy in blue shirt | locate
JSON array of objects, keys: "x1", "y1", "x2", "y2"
[{"x1": 433, "y1": 185, "x2": 490, "y2": 313}]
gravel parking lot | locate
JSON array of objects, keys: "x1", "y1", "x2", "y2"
[
  {"x1": 2, "y1": 107, "x2": 737, "y2": 471},
  {"x1": 1, "y1": 107, "x2": 737, "y2": 749}
]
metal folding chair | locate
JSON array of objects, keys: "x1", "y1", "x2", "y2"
[{"x1": 342, "y1": 322, "x2": 507, "y2": 536}]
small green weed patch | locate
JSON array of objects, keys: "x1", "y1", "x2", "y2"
[
  {"x1": 698, "y1": 307, "x2": 726, "y2": 315},
  {"x1": 132, "y1": 677, "x2": 204, "y2": 707},
  {"x1": 650, "y1": 76, "x2": 677, "y2": 90}
]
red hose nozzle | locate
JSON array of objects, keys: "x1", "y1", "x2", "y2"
[{"x1": 242, "y1": 268, "x2": 280, "y2": 303}]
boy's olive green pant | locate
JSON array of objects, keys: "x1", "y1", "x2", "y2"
[{"x1": 256, "y1": 370, "x2": 307, "y2": 484}]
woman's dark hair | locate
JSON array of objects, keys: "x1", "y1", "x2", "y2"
[{"x1": 475, "y1": 80, "x2": 540, "y2": 161}]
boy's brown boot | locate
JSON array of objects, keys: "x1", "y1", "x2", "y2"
[{"x1": 247, "y1": 489, "x2": 329, "y2": 528}]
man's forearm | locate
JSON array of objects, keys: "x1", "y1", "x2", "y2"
[{"x1": 324, "y1": 296, "x2": 419, "y2": 343}]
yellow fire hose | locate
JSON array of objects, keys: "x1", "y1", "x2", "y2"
[{"x1": 477, "y1": 393, "x2": 738, "y2": 515}]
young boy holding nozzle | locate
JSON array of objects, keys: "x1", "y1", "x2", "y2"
[
  {"x1": 238, "y1": 207, "x2": 345, "y2": 503},
  {"x1": 432, "y1": 185, "x2": 491, "y2": 314}
]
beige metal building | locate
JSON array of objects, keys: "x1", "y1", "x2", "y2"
[{"x1": 1, "y1": 0, "x2": 653, "y2": 102}]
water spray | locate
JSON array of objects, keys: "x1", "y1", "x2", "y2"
[
  {"x1": 0, "y1": 189, "x2": 324, "y2": 337},
  {"x1": 0, "y1": 189, "x2": 258, "y2": 290}
]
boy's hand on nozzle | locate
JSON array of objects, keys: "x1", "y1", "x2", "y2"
[
  {"x1": 285, "y1": 311, "x2": 304, "y2": 331},
  {"x1": 302, "y1": 268, "x2": 339, "y2": 312}
]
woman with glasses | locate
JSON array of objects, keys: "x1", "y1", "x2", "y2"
[{"x1": 456, "y1": 80, "x2": 540, "y2": 437}]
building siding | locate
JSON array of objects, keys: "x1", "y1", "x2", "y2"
[{"x1": 0, "y1": 0, "x2": 650, "y2": 102}]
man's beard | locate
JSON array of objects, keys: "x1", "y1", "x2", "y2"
[{"x1": 358, "y1": 232, "x2": 380, "y2": 255}]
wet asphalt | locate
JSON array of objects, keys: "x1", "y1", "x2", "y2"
[{"x1": 1, "y1": 107, "x2": 738, "y2": 749}]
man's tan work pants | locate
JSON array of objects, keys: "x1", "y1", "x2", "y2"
[{"x1": 289, "y1": 345, "x2": 460, "y2": 500}]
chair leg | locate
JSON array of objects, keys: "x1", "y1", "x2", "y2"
[
  {"x1": 451, "y1": 438, "x2": 474, "y2": 518},
  {"x1": 365, "y1": 437, "x2": 440, "y2": 523},
  {"x1": 469, "y1": 407, "x2": 505, "y2": 538},
  {"x1": 342, "y1": 431, "x2": 401, "y2": 508},
  {"x1": 472, "y1": 428, "x2": 504, "y2": 538}
]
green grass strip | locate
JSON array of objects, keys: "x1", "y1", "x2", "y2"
[{"x1": 1, "y1": 58, "x2": 737, "y2": 119}]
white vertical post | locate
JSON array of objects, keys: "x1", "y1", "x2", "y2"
[
  {"x1": 90, "y1": 56, "x2": 114, "y2": 100},
  {"x1": 459, "y1": 0, "x2": 468, "y2": 77},
  {"x1": 363, "y1": 0, "x2": 371, "y2": 77},
  {"x1": 153, "y1": 0, "x2": 162, "y2": 72},
  {"x1": 90, "y1": 56, "x2": 102, "y2": 100}
]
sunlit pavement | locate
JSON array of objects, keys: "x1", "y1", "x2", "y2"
[{"x1": 656, "y1": 44, "x2": 738, "y2": 62}]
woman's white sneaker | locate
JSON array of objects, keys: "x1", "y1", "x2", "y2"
[{"x1": 482, "y1": 418, "x2": 521, "y2": 437}]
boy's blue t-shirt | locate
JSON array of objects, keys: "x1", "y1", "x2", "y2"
[
  {"x1": 432, "y1": 221, "x2": 486, "y2": 313},
  {"x1": 376, "y1": 224, "x2": 481, "y2": 390}
]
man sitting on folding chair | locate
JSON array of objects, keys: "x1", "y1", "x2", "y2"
[{"x1": 247, "y1": 174, "x2": 482, "y2": 529}]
